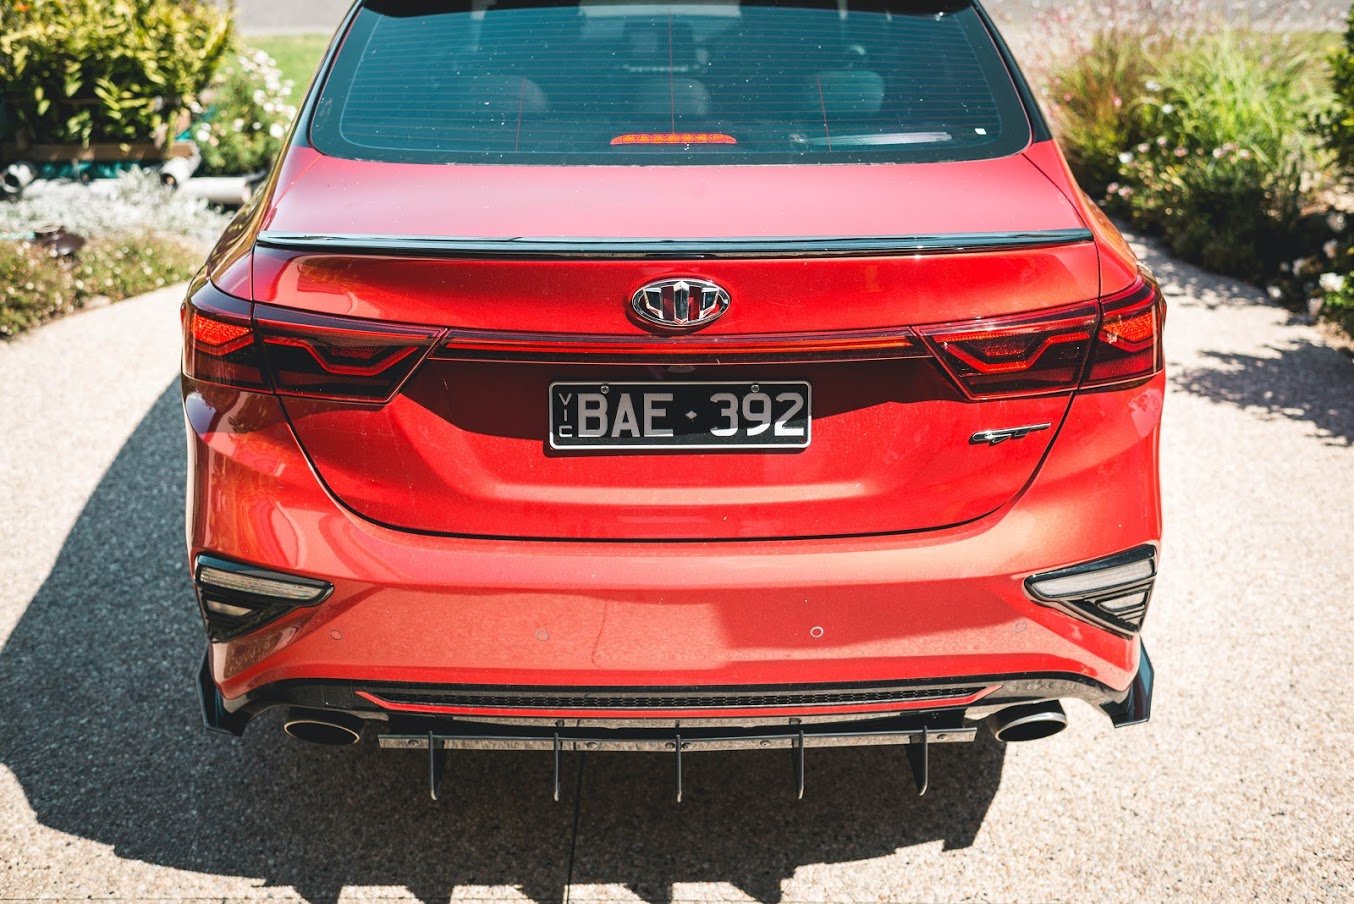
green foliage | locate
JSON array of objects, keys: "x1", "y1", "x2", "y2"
[
  {"x1": 1043, "y1": 30, "x2": 1159, "y2": 201},
  {"x1": 0, "y1": 241, "x2": 74, "y2": 338},
  {"x1": 1325, "y1": 6, "x2": 1354, "y2": 171},
  {"x1": 0, "y1": 0, "x2": 233, "y2": 146},
  {"x1": 1116, "y1": 34, "x2": 1328, "y2": 283},
  {"x1": 0, "y1": 231, "x2": 202, "y2": 338},
  {"x1": 72, "y1": 232, "x2": 201, "y2": 300},
  {"x1": 196, "y1": 49, "x2": 296, "y2": 176},
  {"x1": 246, "y1": 33, "x2": 328, "y2": 100}
]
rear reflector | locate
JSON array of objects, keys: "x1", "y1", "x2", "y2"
[
  {"x1": 195, "y1": 554, "x2": 333, "y2": 641},
  {"x1": 1025, "y1": 545, "x2": 1157, "y2": 636},
  {"x1": 254, "y1": 305, "x2": 445, "y2": 403}
]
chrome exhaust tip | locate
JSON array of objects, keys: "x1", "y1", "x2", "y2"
[
  {"x1": 985, "y1": 701, "x2": 1068, "y2": 742},
  {"x1": 282, "y1": 708, "x2": 363, "y2": 746}
]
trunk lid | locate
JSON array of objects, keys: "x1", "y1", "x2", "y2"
[{"x1": 251, "y1": 151, "x2": 1097, "y2": 540}]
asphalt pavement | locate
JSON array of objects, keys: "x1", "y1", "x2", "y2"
[{"x1": 0, "y1": 235, "x2": 1350, "y2": 901}]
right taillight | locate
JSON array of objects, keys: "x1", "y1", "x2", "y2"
[
  {"x1": 1083, "y1": 276, "x2": 1165, "y2": 389},
  {"x1": 918, "y1": 303, "x2": 1099, "y2": 399},
  {"x1": 919, "y1": 276, "x2": 1164, "y2": 399}
]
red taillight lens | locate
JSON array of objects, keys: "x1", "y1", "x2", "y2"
[
  {"x1": 182, "y1": 284, "x2": 266, "y2": 389},
  {"x1": 1084, "y1": 278, "x2": 1165, "y2": 388},
  {"x1": 918, "y1": 303, "x2": 1099, "y2": 399},
  {"x1": 254, "y1": 305, "x2": 444, "y2": 402}
]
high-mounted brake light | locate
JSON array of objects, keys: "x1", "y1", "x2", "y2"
[
  {"x1": 254, "y1": 304, "x2": 445, "y2": 403},
  {"x1": 610, "y1": 132, "x2": 737, "y2": 146}
]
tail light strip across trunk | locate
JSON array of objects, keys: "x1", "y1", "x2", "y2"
[{"x1": 183, "y1": 275, "x2": 1164, "y2": 403}]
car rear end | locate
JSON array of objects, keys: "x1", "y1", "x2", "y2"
[{"x1": 185, "y1": 0, "x2": 1161, "y2": 798}]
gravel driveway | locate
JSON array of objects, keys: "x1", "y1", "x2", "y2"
[{"x1": 0, "y1": 236, "x2": 1350, "y2": 902}]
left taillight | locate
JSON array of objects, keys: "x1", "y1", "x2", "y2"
[
  {"x1": 254, "y1": 304, "x2": 444, "y2": 403},
  {"x1": 182, "y1": 283, "x2": 267, "y2": 390},
  {"x1": 182, "y1": 283, "x2": 445, "y2": 403}
]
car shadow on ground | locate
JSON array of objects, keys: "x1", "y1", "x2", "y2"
[
  {"x1": 1171, "y1": 342, "x2": 1354, "y2": 446},
  {"x1": 1130, "y1": 235, "x2": 1354, "y2": 446},
  {"x1": 0, "y1": 384, "x2": 1004, "y2": 904}
]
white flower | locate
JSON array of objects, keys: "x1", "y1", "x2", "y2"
[
  {"x1": 1161, "y1": 104, "x2": 1174, "y2": 114},
  {"x1": 269, "y1": 122, "x2": 285, "y2": 139},
  {"x1": 1146, "y1": 80, "x2": 1161, "y2": 92},
  {"x1": 1319, "y1": 272, "x2": 1346, "y2": 293},
  {"x1": 1118, "y1": 151, "x2": 1134, "y2": 164}
]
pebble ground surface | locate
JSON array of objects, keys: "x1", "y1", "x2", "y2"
[{"x1": 0, "y1": 233, "x2": 1350, "y2": 902}]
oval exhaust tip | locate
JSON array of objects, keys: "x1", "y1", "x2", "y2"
[
  {"x1": 986, "y1": 701, "x2": 1068, "y2": 743},
  {"x1": 282, "y1": 709, "x2": 363, "y2": 746}
]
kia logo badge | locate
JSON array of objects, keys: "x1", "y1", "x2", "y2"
[{"x1": 631, "y1": 278, "x2": 730, "y2": 331}]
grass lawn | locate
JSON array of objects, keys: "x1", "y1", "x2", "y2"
[{"x1": 244, "y1": 33, "x2": 331, "y2": 99}]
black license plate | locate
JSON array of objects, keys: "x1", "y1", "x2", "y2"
[{"x1": 549, "y1": 381, "x2": 811, "y2": 450}]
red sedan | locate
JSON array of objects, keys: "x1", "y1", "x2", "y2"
[{"x1": 185, "y1": 0, "x2": 1160, "y2": 799}]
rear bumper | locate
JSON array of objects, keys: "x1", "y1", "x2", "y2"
[
  {"x1": 198, "y1": 644, "x2": 1154, "y2": 736},
  {"x1": 187, "y1": 372, "x2": 1163, "y2": 721}
]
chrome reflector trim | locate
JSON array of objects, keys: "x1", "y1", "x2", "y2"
[
  {"x1": 255, "y1": 228, "x2": 1095, "y2": 260},
  {"x1": 203, "y1": 598, "x2": 254, "y2": 619},
  {"x1": 197, "y1": 565, "x2": 329, "y2": 602},
  {"x1": 1025, "y1": 545, "x2": 1157, "y2": 636},
  {"x1": 1028, "y1": 557, "x2": 1155, "y2": 599},
  {"x1": 193, "y1": 555, "x2": 333, "y2": 642}
]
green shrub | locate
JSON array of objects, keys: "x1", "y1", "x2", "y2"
[
  {"x1": 0, "y1": 241, "x2": 74, "y2": 338},
  {"x1": 195, "y1": 49, "x2": 296, "y2": 176},
  {"x1": 0, "y1": 0, "x2": 232, "y2": 146},
  {"x1": 72, "y1": 232, "x2": 202, "y2": 301},
  {"x1": 1115, "y1": 33, "x2": 1329, "y2": 283},
  {"x1": 0, "y1": 231, "x2": 203, "y2": 339},
  {"x1": 1325, "y1": 6, "x2": 1354, "y2": 171},
  {"x1": 1043, "y1": 30, "x2": 1159, "y2": 202}
]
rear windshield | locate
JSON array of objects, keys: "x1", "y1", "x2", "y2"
[{"x1": 310, "y1": 0, "x2": 1031, "y2": 165}]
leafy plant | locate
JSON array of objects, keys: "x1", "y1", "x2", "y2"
[
  {"x1": 195, "y1": 49, "x2": 297, "y2": 176},
  {"x1": 1117, "y1": 32, "x2": 1329, "y2": 283},
  {"x1": 0, "y1": 240, "x2": 74, "y2": 338},
  {"x1": 72, "y1": 231, "x2": 201, "y2": 300},
  {"x1": 1325, "y1": 5, "x2": 1354, "y2": 172},
  {"x1": 1042, "y1": 30, "x2": 1159, "y2": 202},
  {"x1": 0, "y1": 169, "x2": 228, "y2": 243},
  {"x1": 0, "y1": 0, "x2": 233, "y2": 146}
]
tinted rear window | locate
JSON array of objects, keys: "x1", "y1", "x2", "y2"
[{"x1": 310, "y1": 0, "x2": 1031, "y2": 165}]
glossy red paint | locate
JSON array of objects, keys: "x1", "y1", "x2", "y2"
[
  {"x1": 185, "y1": 361, "x2": 1161, "y2": 704},
  {"x1": 184, "y1": 4, "x2": 1162, "y2": 738}
]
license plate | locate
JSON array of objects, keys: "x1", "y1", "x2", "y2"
[{"x1": 549, "y1": 381, "x2": 811, "y2": 450}]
